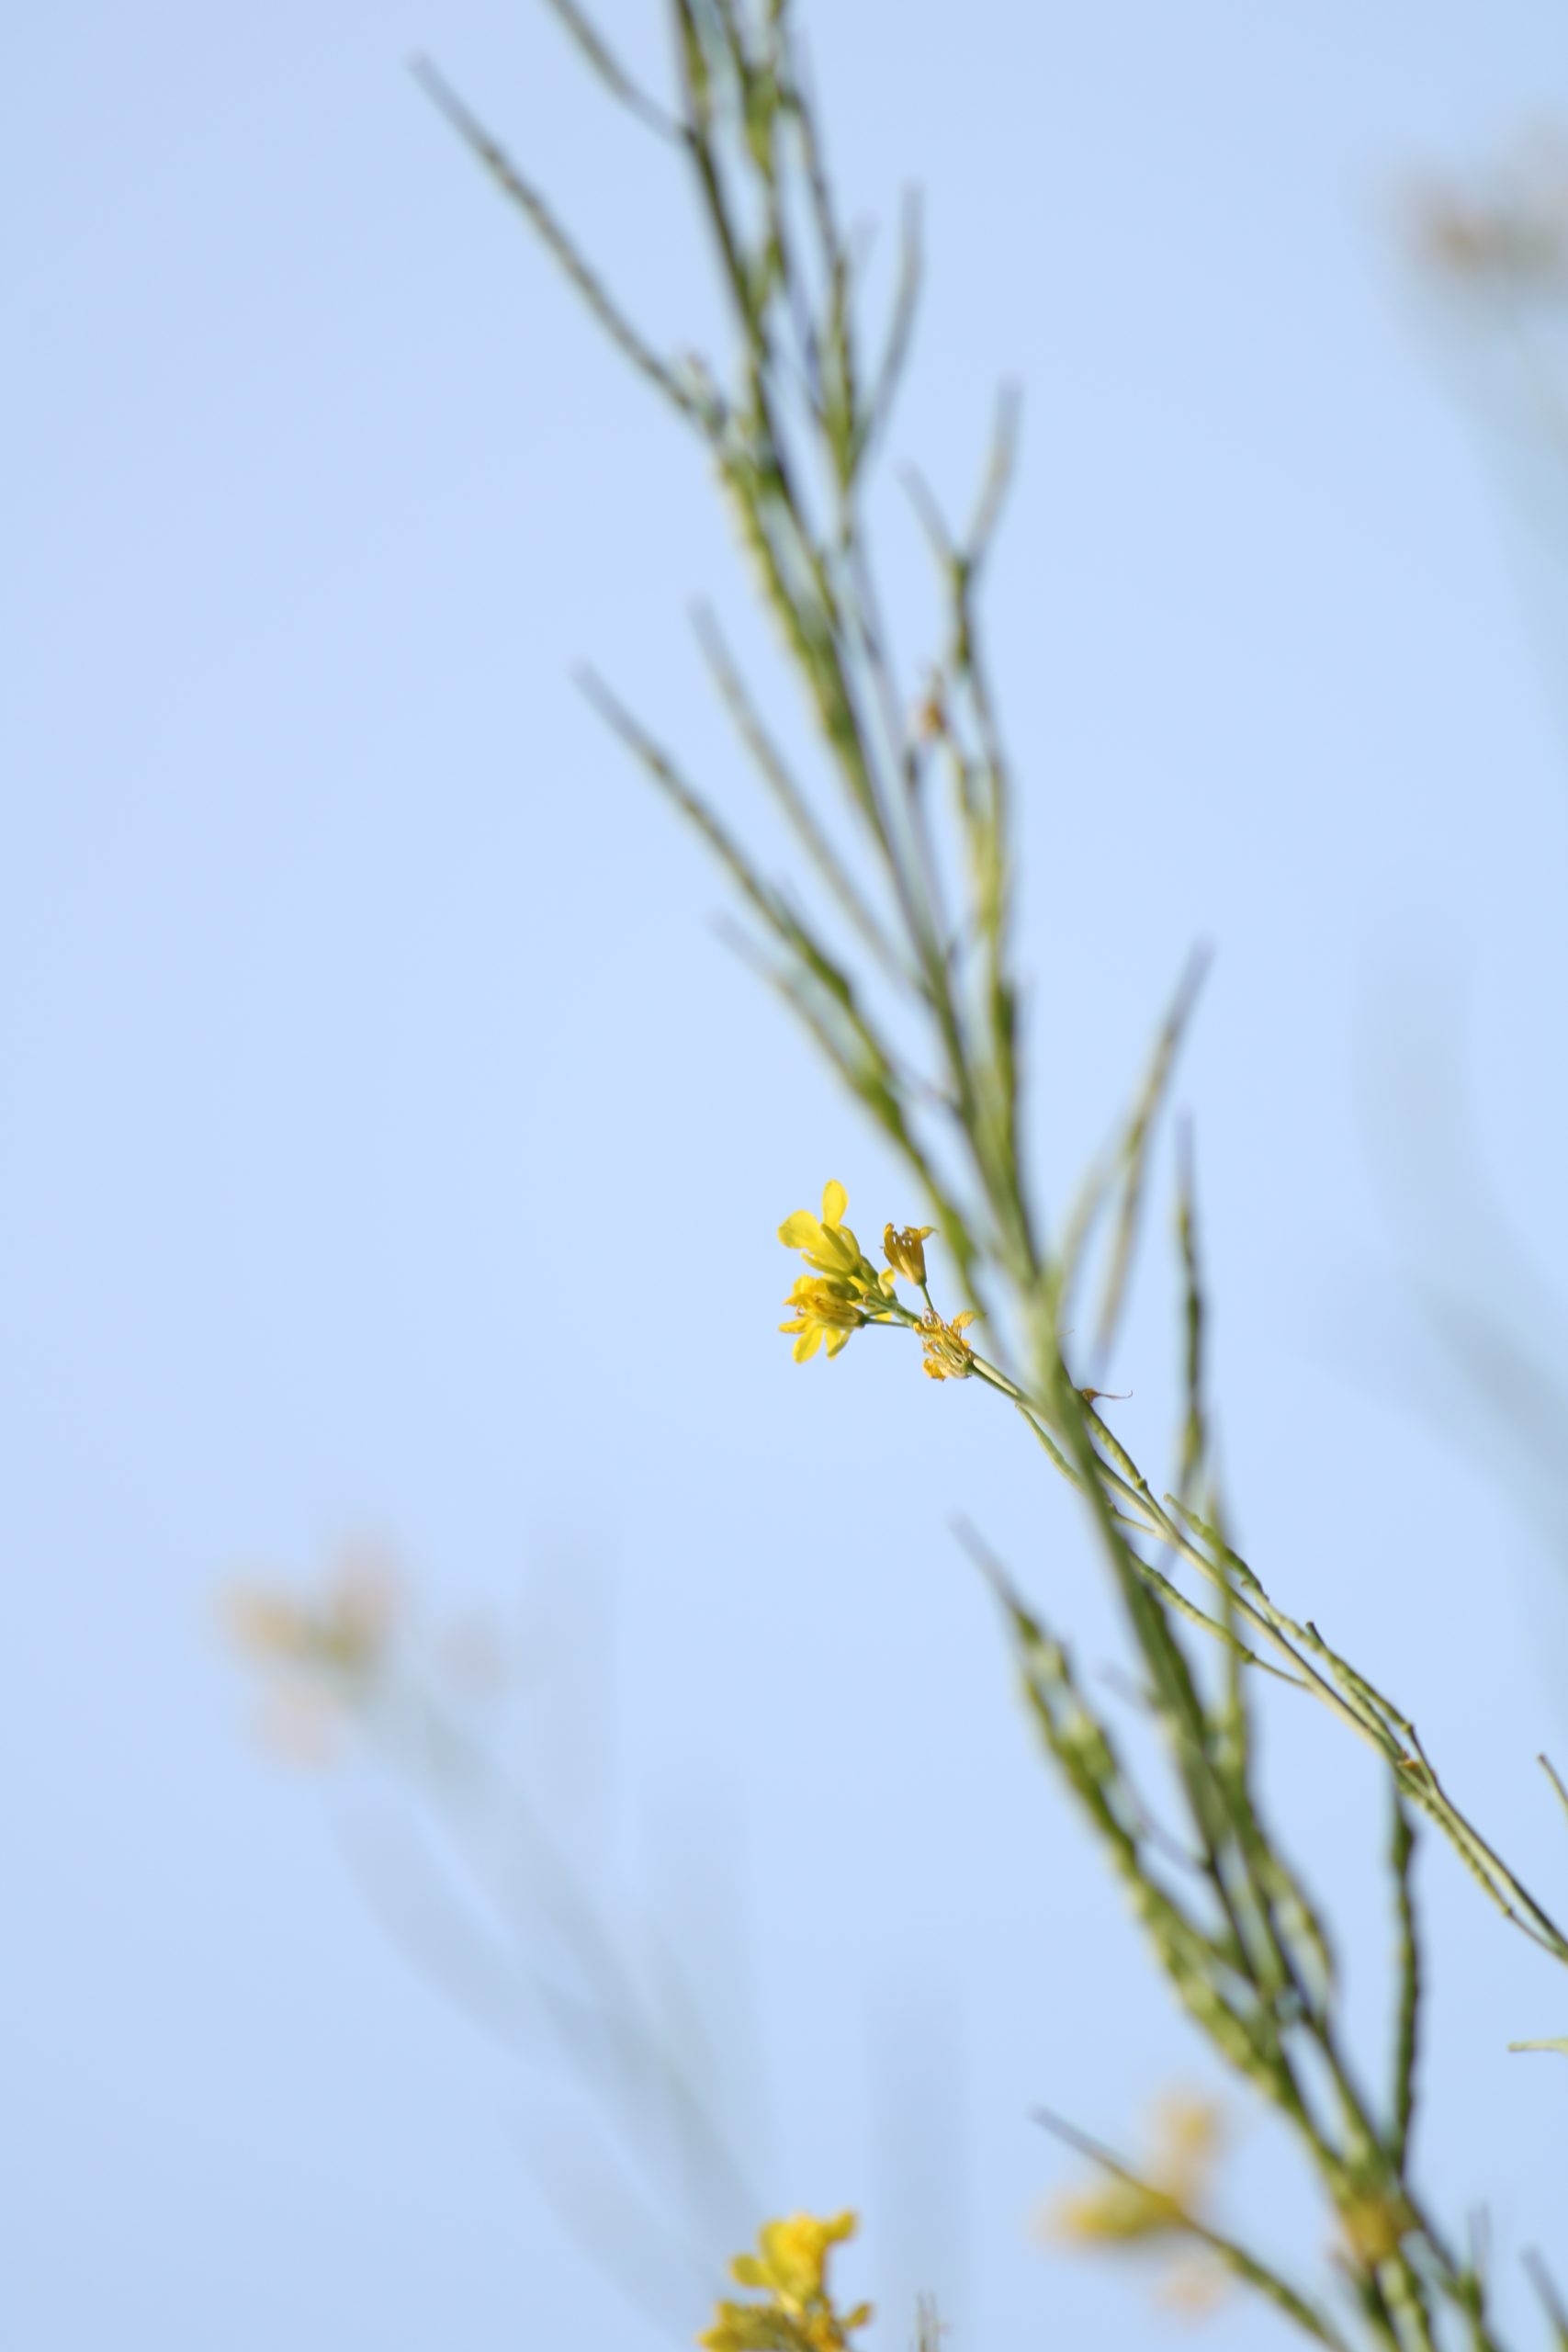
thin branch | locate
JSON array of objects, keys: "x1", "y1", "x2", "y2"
[
  {"x1": 691, "y1": 605, "x2": 908, "y2": 985},
  {"x1": 852, "y1": 189, "x2": 923, "y2": 477},
  {"x1": 1525, "y1": 2250, "x2": 1568, "y2": 2351},
  {"x1": 540, "y1": 0, "x2": 687, "y2": 142},
  {"x1": 1389, "y1": 1782, "x2": 1421, "y2": 2175},
  {"x1": 964, "y1": 383, "x2": 1022, "y2": 576},
  {"x1": 1093, "y1": 945, "x2": 1210, "y2": 1367},
  {"x1": 412, "y1": 58, "x2": 707, "y2": 428}
]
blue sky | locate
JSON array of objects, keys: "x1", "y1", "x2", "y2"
[{"x1": 6, "y1": 2, "x2": 1568, "y2": 2346}]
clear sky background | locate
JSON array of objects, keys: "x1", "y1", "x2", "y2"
[{"x1": 6, "y1": 3, "x2": 1568, "y2": 2346}]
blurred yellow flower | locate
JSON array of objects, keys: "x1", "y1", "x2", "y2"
[
  {"x1": 883, "y1": 1222, "x2": 935, "y2": 1287},
  {"x1": 918, "y1": 1309, "x2": 976, "y2": 1381},
  {"x1": 1047, "y1": 2095, "x2": 1222, "y2": 2248},
  {"x1": 1409, "y1": 142, "x2": 1568, "y2": 288},
  {"x1": 223, "y1": 1555, "x2": 399, "y2": 1762},
  {"x1": 225, "y1": 1559, "x2": 396, "y2": 1680},
  {"x1": 1051, "y1": 2175, "x2": 1181, "y2": 2245},
  {"x1": 700, "y1": 2211, "x2": 872, "y2": 2352}
]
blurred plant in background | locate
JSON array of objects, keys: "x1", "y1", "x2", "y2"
[
  {"x1": 227, "y1": 1544, "x2": 761, "y2": 2334},
  {"x1": 1348, "y1": 137, "x2": 1568, "y2": 1594},
  {"x1": 229, "y1": 9, "x2": 1568, "y2": 2346},
  {"x1": 1410, "y1": 130, "x2": 1568, "y2": 458}
]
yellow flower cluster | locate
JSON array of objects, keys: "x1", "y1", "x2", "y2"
[
  {"x1": 223, "y1": 1556, "x2": 399, "y2": 1763},
  {"x1": 224, "y1": 1563, "x2": 395, "y2": 1682},
  {"x1": 700, "y1": 2211, "x2": 872, "y2": 2352},
  {"x1": 1411, "y1": 153, "x2": 1568, "y2": 288},
  {"x1": 778, "y1": 1184, "x2": 979, "y2": 1384},
  {"x1": 1051, "y1": 2173, "x2": 1182, "y2": 2245},
  {"x1": 777, "y1": 1182, "x2": 897, "y2": 1363},
  {"x1": 1047, "y1": 2096, "x2": 1221, "y2": 2247}
]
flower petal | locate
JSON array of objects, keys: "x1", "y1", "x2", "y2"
[
  {"x1": 794, "y1": 1323, "x2": 824, "y2": 1363},
  {"x1": 820, "y1": 1179, "x2": 849, "y2": 1227},
  {"x1": 779, "y1": 1211, "x2": 825, "y2": 1253}
]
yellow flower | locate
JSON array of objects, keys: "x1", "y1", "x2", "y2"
[
  {"x1": 222, "y1": 1555, "x2": 400, "y2": 1764},
  {"x1": 779, "y1": 1181, "x2": 865, "y2": 1281},
  {"x1": 1046, "y1": 2096, "x2": 1222, "y2": 2249},
  {"x1": 778, "y1": 1183, "x2": 896, "y2": 1363},
  {"x1": 1051, "y1": 2176, "x2": 1182, "y2": 2245},
  {"x1": 917, "y1": 1309, "x2": 977, "y2": 1381},
  {"x1": 883, "y1": 1223, "x2": 935, "y2": 1287},
  {"x1": 780, "y1": 1274, "x2": 866, "y2": 1363},
  {"x1": 700, "y1": 2211, "x2": 871, "y2": 2352},
  {"x1": 224, "y1": 1559, "x2": 396, "y2": 1681}
]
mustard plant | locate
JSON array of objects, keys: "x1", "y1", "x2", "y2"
[{"x1": 409, "y1": 8, "x2": 1568, "y2": 2343}]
